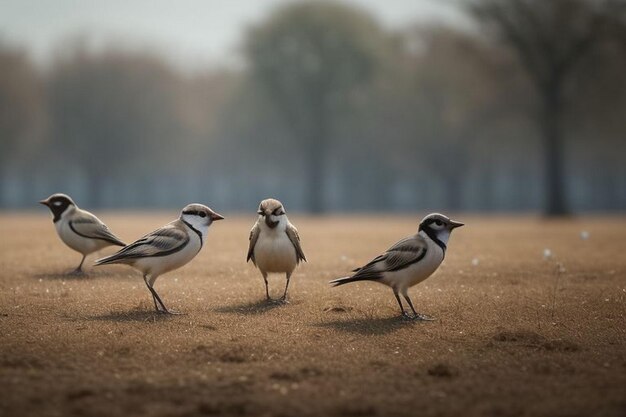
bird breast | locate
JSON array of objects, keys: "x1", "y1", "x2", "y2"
[
  {"x1": 383, "y1": 244, "x2": 445, "y2": 289},
  {"x1": 55, "y1": 219, "x2": 106, "y2": 254},
  {"x1": 254, "y1": 232, "x2": 297, "y2": 274}
]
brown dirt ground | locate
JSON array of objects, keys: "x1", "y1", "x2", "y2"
[{"x1": 1, "y1": 213, "x2": 625, "y2": 417}]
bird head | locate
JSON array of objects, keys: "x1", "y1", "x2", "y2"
[
  {"x1": 418, "y1": 213, "x2": 464, "y2": 246},
  {"x1": 180, "y1": 204, "x2": 224, "y2": 228},
  {"x1": 39, "y1": 193, "x2": 76, "y2": 222},
  {"x1": 257, "y1": 198, "x2": 286, "y2": 229}
]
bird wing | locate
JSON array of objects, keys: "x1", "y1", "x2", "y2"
[
  {"x1": 349, "y1": 235, "x2": 428, "y2": 281},
  {"x1": 95, "y1": 221, "x2": 189, "y2": 265},
  {"x1": 247, "y1": 223, "x2": 260, "y2": 264},
  {"x1": 69, "y1": 210, "x2": 125, "y2": 246},
  {"x1": 286, "y1": 223, "x2": 306, "y2": 263}
]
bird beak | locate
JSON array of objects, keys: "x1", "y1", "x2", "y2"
[
  {"x1": 39, "y1": 199, "x2": 49, "y2": 207},
  {"x1": 264, "y1": 213, "x2": 279, "y2": 229},
  {"x1": 450, "y1": 220, "x2": 464, "y2": 229},
  {"x1": 210, "y1": 211, "x2": 225, "y2": 221}
]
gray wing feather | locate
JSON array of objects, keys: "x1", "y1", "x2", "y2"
[
  {"x1": 95, "y1": 222, "x2": 188, "y2": 265},
  {"x1": 349, "y1": 235, "x2": 427, "y2": 281},
  {"x1": 247, "y1": 223, "x2": 260, "y2": 265},
  {"x1": 70, "y1": 211, "x2": 125, "y2": 246},
  {"x1": 383, "y1": 236, "x2": 428, "y2": 271},
  {"x1": 286, "y1": 224, "x2": 306, "y2": 263}
]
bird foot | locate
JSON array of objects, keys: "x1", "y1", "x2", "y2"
[
  {"x1": 401, "y1": 312, "x2": 435, "y2": 321},
  {"x1": 266, "y1": 297, "x2": 289, "y2": 305},
  {"x1": 401, "y1": 312, "x2": 413, "y2": 321},
  {"x1": 156, "y1": 309, "x2": 184, "y2": 316},
  {"x1": 414, "y1": 313, "x2": 435, "y2": 321},
  {"x1": 68, "y1": 269, "x2": 86, "y2": 277}
]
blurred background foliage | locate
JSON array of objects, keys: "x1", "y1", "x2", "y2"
[{"x1": 0, "y1": 0, "x2": 624, "y2": 214}]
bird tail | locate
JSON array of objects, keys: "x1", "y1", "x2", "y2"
[
  {"x1": 94, "y1": 252, "x2": 125, "y2": 267},
  {"x1": 329, "y1": 275, "x2": 368, "y2": 287},
  {"x1": 111, "y1": 238, "x2": 126, "y2": 247}
]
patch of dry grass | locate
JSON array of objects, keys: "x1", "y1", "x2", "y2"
[{"x1": 1, "y1": 213, "x2": 625, "y2": 417}]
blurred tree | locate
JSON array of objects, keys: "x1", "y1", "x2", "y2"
[
  {"x1": 0, "y1": 43, "x2": 44, "y2": 205},
  {"x1": 470, "y1": 0, "x2": 626, "y2": 216},
  {"x1": 245, "y1": 1, "x2": 386, "y2": 213},
  {"x1": 373, "y1": 27, "x2": 512, "y2": 211},
  {"x1": 47, "y1": 47, "x2": 185, "y2": 207},
  {"x1": 179, "y1": 70, "x2": 237, "y2": 165},
  {"x1": 409, "y1": 29, "x2": 503, "y2": 210},
  {"x1": 213, "y1": 75, "x2": 303, "y2": 209},
  {"x1": 568, "y1": 37, "x2": 626, "y2": 210}
]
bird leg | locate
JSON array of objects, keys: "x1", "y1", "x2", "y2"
[
  {"x1": 150, "y1": 293, "x2": 160, "y2": 312},
  {"x1": 402, "y1": 292, "x2": 435, "y2": 321},
  {"x1": 144, "y1": 275, "x2": 163, "y2": 312},
  {"x1": 393, "y1": 289, "x2": 410, "y2": 319},
  {"x1": 70, "y1": 255, "x2": 86, "y2": 275},
  {"x1": 143, "y1": 275, "x2": 180, "y2": 315},
  {"x1": 145, "y1": 280, "x2": 160, "y2": 312},
  {"x1": 262, "y1": 271, "x2": 271, "y2": 301},
  {"x1": 151, "y1": 287, "x2": 181, "y2": 315},
  {"x1": 279, "y1": 272, "x2": 292, "y2": 303}
]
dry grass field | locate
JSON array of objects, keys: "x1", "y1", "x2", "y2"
[{"x1": 1, "y1": 213, "x2": 625, "y2": 417}]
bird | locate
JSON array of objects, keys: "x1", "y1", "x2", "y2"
[
  {"x1": 330, "y1": 213, "x2": 463, "y2": 320},
  {"x1": 39, "y1": 193, "x2": 126, "y2": 274},
  {"x1": 247, "y1": 198, "x2": 306, "y2": 303},
  {"x1": 94, "y1": 204, "x2": 224, "y2": 314}
]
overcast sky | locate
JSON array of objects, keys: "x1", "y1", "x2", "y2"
[{"x1": 0, "y1": 0, "x2": 465, "y2": 70}]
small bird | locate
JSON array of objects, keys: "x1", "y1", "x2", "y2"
[
  {"x1": 247, "y1": 198, "x2": 306, "y2": 302},
  {"x1": 39, "y1": 193, "x2": 126, "y2": 274},
  {"x1": 94, "y1": 204, "x2": 224, "y2": 314},
  {"x1": 330, "y1": 213, "x2": 463, "y2": 320}
]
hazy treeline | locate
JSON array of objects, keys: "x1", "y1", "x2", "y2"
[{"x1": 1, "y1": 0, "x2": 625, "y2": 213}]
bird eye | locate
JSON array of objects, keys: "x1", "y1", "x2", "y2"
[
  {"x1": 435, "y1": 220, "x2": 443, "y2": 226},
  {"x1": 199, "y1": 212, "x2": 207, "y2": 218}
]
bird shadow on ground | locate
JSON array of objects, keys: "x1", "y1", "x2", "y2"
[
  {"x1": 214, "y1": 299, "x2": 287, "y2": 315},
  {"x1": 317, "y1": 316, "x2": 427, "y2": 336},
  {"x1": 82, "y1": 310, "x2": 174, "y2": 323},
  {"x1": 32, "y1": 270, "x2": 117, "y2": 281}
]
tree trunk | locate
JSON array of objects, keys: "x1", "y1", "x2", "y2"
[
  {"x1": 541, "y1": 81, "x2": 569, "y2": 216},
  {"x1": 305, "y1": 128, "x2": 326, "y2": 214},
  {"x1": 0, "y1": 171, "x2": 5, "y2": 208},
  {"x1": 444, "y1": 174, "x2": 464, "y2": 212},
  {"x1": 480, "y1": 165, "x2": 494, "y2": 211},
  {"x1": 87, "y1": 173, "x2": 105, "y2": 209},
  {"x1": 303, "y1": 100, "x2": 329, "y2": 214}
]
